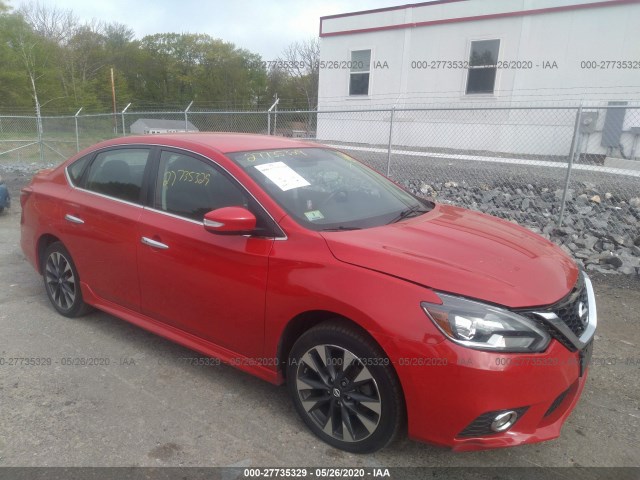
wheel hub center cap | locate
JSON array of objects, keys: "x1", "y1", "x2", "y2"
[{"x1": 332, "y1": 387, "x2": 341, "y2": 398}]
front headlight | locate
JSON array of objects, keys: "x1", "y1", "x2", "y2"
[{"x1": 422, "y1": 294, "x2": 550, "y2": 353}]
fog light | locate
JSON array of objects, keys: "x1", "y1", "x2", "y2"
[{"x1": 491, "y1": 411, "x2": 518, "y2": 432}]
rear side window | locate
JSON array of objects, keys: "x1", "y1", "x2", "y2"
[
  {"x1": 67, "y1": 155, "x2": 91, "y2": 186},
  {"x1": 85, "y1": 148, "x2": 151, "y2": 204}
]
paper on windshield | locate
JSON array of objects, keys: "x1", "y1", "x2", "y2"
[
  {"x1": 255, "y1": 161, "x2": 310, "y2": 191},
  {"x1": 304, "y1": 210, "x2": 325, "y2": 221}
]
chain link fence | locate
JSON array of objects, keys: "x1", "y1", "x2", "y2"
[
  {"x1": 1, "y1": 105, "x2": 638, "y2": 274},
  {"x1": 312, "y1": 105, "x2": 640, "y2": 275}
]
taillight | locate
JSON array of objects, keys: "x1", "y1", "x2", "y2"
[
  {"x1": 20, "y1": 189, "x2": 32, "y2": 224},
  {"x1": 20, "y1": 188, "x2": 32, "y2": 209}
]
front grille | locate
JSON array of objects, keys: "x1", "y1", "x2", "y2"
[
  {"x1": 458, "y1": 407, "x2": 529, "y2": 438},
  {"x1": 552, "y1": 282, "x2": 589, "y2": 338},
  {"x1": 544, "y1": 326, "x2": 576, "y2": 351},
  {"x1": 519, "y1": 274, "x2": 589, "y2": 352}
]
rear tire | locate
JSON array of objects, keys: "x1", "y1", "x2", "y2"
[
  {"x1": 287, "y1": 321, "x2": 404, "y2": 453},
  {"x1": 42, "y1": 242, "x2": 92, "y2": 317}
]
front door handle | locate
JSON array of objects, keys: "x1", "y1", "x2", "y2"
[
  {"x1": 64, "y1": 214, "x2": 84, "y2": 224},
  {"x1": 141, "y1": 236, "x2": 169, "y2": 250}
]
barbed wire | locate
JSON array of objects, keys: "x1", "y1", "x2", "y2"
[{"x1": 2, "y1": 83, "x2": 639, "y2": 116}]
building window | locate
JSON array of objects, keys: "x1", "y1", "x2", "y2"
[
  {"x1": 349, "y1": 50, "x2": 371, "y2": 96},
  {"x1": 466, "y1": 39, "x2": 500, "y2": 94}
]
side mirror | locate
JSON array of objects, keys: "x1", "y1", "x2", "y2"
[{"x1": 203, "y1": 207, "x2": 257, "y2": 235}]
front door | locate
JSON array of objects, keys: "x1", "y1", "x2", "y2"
[{"x1": 137, "y1": 149, "x2": 273, "y2": 358}]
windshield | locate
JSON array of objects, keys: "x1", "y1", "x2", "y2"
[{"x1": 227, "y1": 147, "x2": 433, "y2": 231}]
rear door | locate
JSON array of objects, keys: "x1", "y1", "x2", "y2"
[{"x1": 62, "y1": 147, "x2": 153, "y2": 311}]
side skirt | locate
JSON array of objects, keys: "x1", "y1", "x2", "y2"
[{"x1": 80, "y1": 281, "x2": 283, "y2": 385}]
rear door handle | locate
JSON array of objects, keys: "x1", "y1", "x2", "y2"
[
  {"x1": 64, "y1": 214, "x2": 84, "y2": 224},
  {"x1": 141, "y1": 237, "x2": 169, "y2": 250}
]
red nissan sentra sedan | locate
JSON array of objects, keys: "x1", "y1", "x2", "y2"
[{"x1": 20, "y1": 134, "x2": 597, "y2": 453}]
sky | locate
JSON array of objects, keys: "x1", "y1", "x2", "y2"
[{"x1": 7, "y1": 0, "x2": 398, "y2": 59}]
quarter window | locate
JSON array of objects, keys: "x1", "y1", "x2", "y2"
[
  {"x1": 67, "y1": 154, "x2": 91, "y2": 186},
  {"x1": 84, "y1": 148, "x2": 150, "y2": 203},
  {"x1": 156, "y1": 151, "x2": 248, "y2": 221},
  {"x1": 466, "y1": 39, "x2": 500, "y2": 94},
  {"x1": 349, "y1": 50, "x2": 371, "y2": 96}
]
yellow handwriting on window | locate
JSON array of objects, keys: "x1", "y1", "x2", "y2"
[{"x1": 163, "y1": 170, "x2": 211, "y2": 187}]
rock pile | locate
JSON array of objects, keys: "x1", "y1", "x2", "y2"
[{"x1": 405, "y1": 180, "x2": 640, "y2": 276}]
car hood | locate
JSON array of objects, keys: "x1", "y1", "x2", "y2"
[{"x1": 321, "y1": 204, "x2": 578, "y2": 308}]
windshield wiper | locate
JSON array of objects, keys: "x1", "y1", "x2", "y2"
[
  {"x1": 320, "y1": 226, "x2": 363, "y2": 232},
  {"x1": 389, "y1": 204, "x2": 431, "y2": 224}
]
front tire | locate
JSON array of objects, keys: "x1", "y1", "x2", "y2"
[
  {"x1": 287, "y1": 321, "x2": 404, "y2": 453},
  {"x1": 42, "y1": 242, "x2": 92, "y2": 317}
]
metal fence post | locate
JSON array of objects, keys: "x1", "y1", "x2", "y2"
[
  {"x1": 121, "y1": 103, "x2": 131, "y2": 137},
  {"x1": 184, "y1": 100, "x2": 193, "y2": 132},
  {"x1": 274, "y1": 104, "x2": 278, "y2": 135},
  {"x1": 267, "y1": 97, "x2": 279, "y2": 135},
  {"x1": 557, "y1": 104, "x2": 583, "y2": 227},
  {"x1": 386, "y1": 108, "x2": 395, "y2": 177},
  {"x1": 74, "y1": 107, "x2": 83, "y2": 153},
  {"x1": 37, "y1": 118, "x2": 44, "y2": 163}
]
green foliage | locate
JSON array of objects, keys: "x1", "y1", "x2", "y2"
[
  {"x1": 134, "y1": 33, "x2": 269, "y2": 109},
  {"x1": 0, "y1": 4, "x2": 318, "y2": 114},
  {"x1": 0, "y1": 15, "x2": 33, "y2": 110}
]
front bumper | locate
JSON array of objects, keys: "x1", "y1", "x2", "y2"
[
  {"x1": 392, "y1": 338, "x2": 589, "y2": 450},
  {"x1": 384, "y1": 272, "x2": 597, "y2": 451},
  {"x1": 450, "y1": 362, "x2": 589, "y2": 451}
]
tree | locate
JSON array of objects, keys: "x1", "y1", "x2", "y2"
[
  {"x1": 18, "y1": 1, "x2": 78, "y2": 45},
  {"x1": 103, "y1": 22, "x2": 134, "y2": 51},
  {"x1": 0, "y1": 2, "x2": 296, "y2": 114},
  {"x1": 134, "y1": 33, "x2": 267, "y2": 109},
  {"x1": 14, "y1": 2, "x2": 81, "y2": 113},
  {"x1": 5, "y1": 13, "x2": 61, "y2": 115},
  {"x1": 0, "y1": 14, "x2": 33, "y2": 111},
  {"x1": 278, "y1": 38, "x2": 319, "y2": 111}
]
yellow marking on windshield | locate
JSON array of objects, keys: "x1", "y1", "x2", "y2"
[{"x1": 244, "y1": 149, "x2": 308, "y2": 162}]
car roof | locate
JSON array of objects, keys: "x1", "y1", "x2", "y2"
[{"x1": 99, "y1": 133, "x2": 320, "y2": 154}]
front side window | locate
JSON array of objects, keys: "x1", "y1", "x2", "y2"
[
  {"x1": 349, "y1": 49, "x2": 371, "y2": 96},
  {"x1": 155, "y1": 151, "x2": 249, "y2": 222},
  {"x1": 466, "y1": 39, "x2": 500, "y2": 94},
  {"x1": 84, "y1": 148, "x2": 151, "y2": 203},
  {"x1": 228, "y1": 148, "x2": 432, "y2": 231}
]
